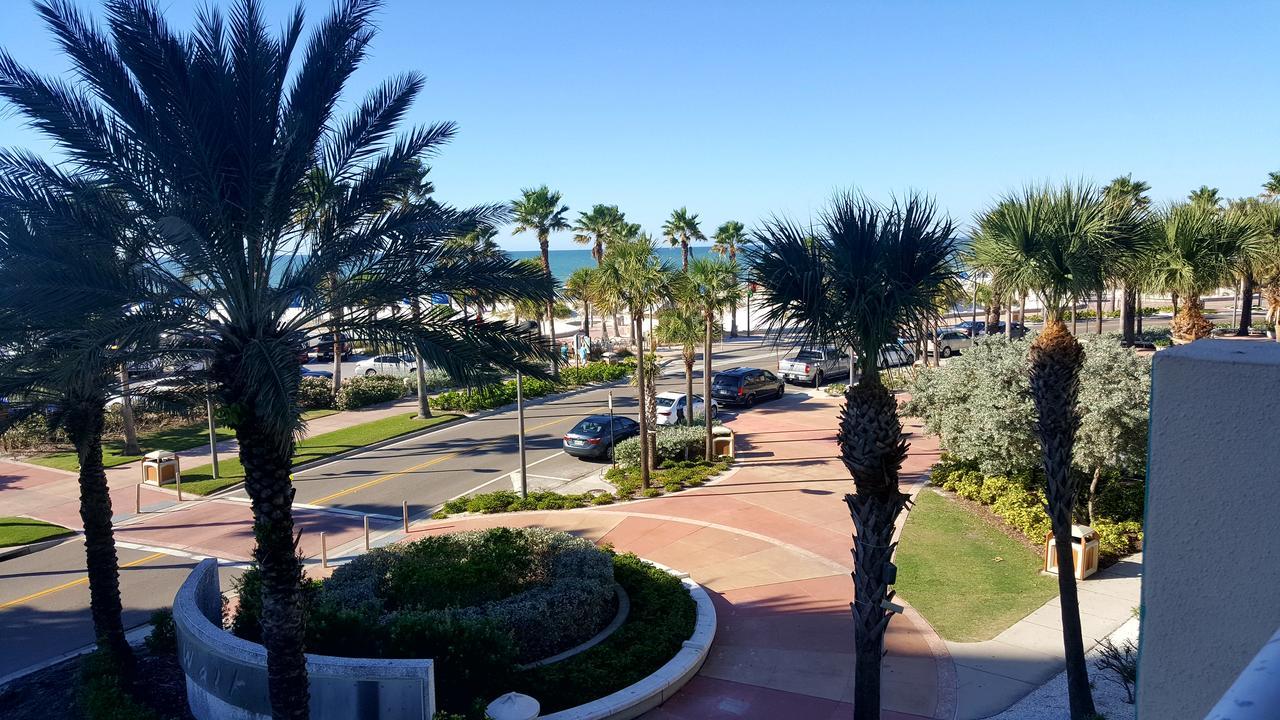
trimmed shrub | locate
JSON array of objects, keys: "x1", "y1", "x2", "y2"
[
  {"x1": 297, "y1": 377, "x2": 335, "y2": 410},
  {"x1": 145, "y1": 608, "x2": 176, "y2": 655},
  {"x1": 614, "y1": 423, "x2": 722, "y2": 470},
  {"x1": 78, "y1": 650, "x2": 160, "y2": 720},
  {"x1": 1092, "y1": 518, "x2": 1143, "y2": 557},
  {"x1": 401, "y1": 369, "x2": 453, "y2": 396},
  {"x1": 336, "y1": 374, "x2": 406, "y2": 410}
]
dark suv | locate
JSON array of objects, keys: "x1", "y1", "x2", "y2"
[{"x1": 711, "y1": 367, "x2": 785, "y2": 407}]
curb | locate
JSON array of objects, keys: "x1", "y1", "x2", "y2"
[
  {"x1": 0, "y1": 533, "x2": 77, "y2": 563},
  {"x1": 539, "y1": 562, "x2": 716, "y2": 720}
]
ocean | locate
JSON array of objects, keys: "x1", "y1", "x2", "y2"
[{"x1": 509, "y1": 246, "x2": 719, "y2": 283}]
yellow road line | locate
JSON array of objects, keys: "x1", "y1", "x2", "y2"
[
  {"x1": 309, "y1": 413, "x2": 580, "y2": 507},
  {"x1": 0, "y1": 551, "x2": 167, "y2": 610}
]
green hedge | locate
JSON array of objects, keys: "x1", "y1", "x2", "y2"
[
  {"x1": 435, "y1": 489, "x2": 614, "y2": 517},
  {"x1": 613, "y1": 423, "x2": 722, "y2": 469},
  {"x1": 336, "y1": 374, "x2": 407, "y2": 410},
  {"x1": 298, "y1": 377, "x2": 335, "y2": 410},
  {"x1": 605, "y1": 458, "x2": 730, "y2": 498},
  {"x1": 432, "y1": 361, "x2": 632, "y2": 413}
]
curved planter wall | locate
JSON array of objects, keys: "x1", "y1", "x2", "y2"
[{"x1": 175, "y1": 558, "x2": 436, "y2": 720}]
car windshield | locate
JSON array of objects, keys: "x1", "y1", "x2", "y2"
[
  {"x1": 794, "y1": 350, "x2": 823, "y2": 361},
  {"x1": 655, "y1": 396, "x2": 676, "y2": 407},
  {"x1": 571, "y1": 420, "x2": 606, "y2": 435}
]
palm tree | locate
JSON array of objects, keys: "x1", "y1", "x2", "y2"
[
  {"x1": 685, "y1": 257, "x2": 740, "y2": 458},
  {"x1": 1144, "y1": 202, "x2": 1266, "y2": 342},
  {"x1": 448, "y1": 224, "x2": 504, "y2": 320},
  {"x1": 655, "y1": 302, "x2": 704, "y2": 427},
  {"x1": 512, "y1": 186, "x2": 570, "y2": 374},
  {"x1": 1262, "y1": 172, "x2": 1280, "y2": 200},
  {"x1": 572, "y1": 204, "x2": 626, "y2": 265},
  {"x1": 1189, "y1": 185, "x2": 1223, "y2": 210},
  {"x1": 662, "y1": 207, "x2": 705, "y2": 271},
  {"x1": 0, "y1": 3, "x2": 557, "y2": 716},
  {"x1": 712, "y1": 220, "x2": 746, "y2": 337},
  {"x1": 973, "y1": 183, "x2": 1119, "y2": 720},
  {"x1": 1103, "y1": 176, "x2": 1153, "y2": 344},
  {"x1": 594, "y1": 236, "x2": 673, "y2": 487},
  {"x1": 748, "y1": 191, "x2": 958, "y2": 720},
  {"x1": 563, "y1": 266, "x2": 598, "y2": 352},
  {"x1": 0, "y1": 182, "x2": 166, "y2": 676}
]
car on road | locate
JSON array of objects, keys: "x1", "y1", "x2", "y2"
[
  {"x1": 354, "y1": 353, "x2": 417, "y2": 377},
  {"x1": 873, "y1": 341, "x2": 916, "y2": 368},
  {"x1": 308, "y1": 333, "x2": 354, "y2": 362},
  {"x1": 711, "y1": 367, "x2": 785, "y2": 406},
  {"x1": 777, "y1": 347, "x2": 850, "y2": 386},
  {"x1": 301, "y1": 367, "x2": 333, "y2": 379},
  {"x1": 928, "y1": 329, "x2": 972, "y2": 358},
  {"x1": 953, "y1": 320, "x2": 988, "y2": 337},
  {"x1": 989, "y1": 321, "x2": 1030, "y2": 339},
  {"x1": 563, "y1": 415, "x2": 640, "y2": 459},
  {"x1": 654, "y1": 391, "x2": 718, "y2": 426}
]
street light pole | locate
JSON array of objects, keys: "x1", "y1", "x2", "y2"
[
  {"x1": 608, "y1": 390, "x2": 616, "y2": 466},
  {"x1": 516, "y1": 370, "x2": 527, "y2": 499},
  {"x1": 206, "y1": 390, "x2": 219, "y2": 480}
]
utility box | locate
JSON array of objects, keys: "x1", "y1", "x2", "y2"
[
  {"x1": 142, "y1": 450, "x2": 180, "y2": 486},
  {"x1": 711, "y1": 426, "x2": 735, "y2": 459},
  {"x1": 1044, "y1": 525, "x2": 1100, "y2": 580}
]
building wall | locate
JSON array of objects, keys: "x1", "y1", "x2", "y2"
[{"x1": 1137, "y1": 340, "x2": 1280, "y2": 718}]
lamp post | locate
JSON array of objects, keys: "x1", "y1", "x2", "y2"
[
  {"x1": 516, "y1": 370, "x2": 527, "y2": 499},
  {"x1": 205, "y1": 386, "x2": 219, "y2": 480}
]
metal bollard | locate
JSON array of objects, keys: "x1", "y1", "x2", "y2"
[
  {"x1": 403, "y1": 500, "x2": 409, "y2": 533},
  {"x1": 320, "y1": 531, "x2": 328, "y2": 568},
  {"x1": 363, "y1": 515, "x2": 370, "y2": 552},
  {"x1": 135, "y1": 484, "x2": 141, "y2": 514}
]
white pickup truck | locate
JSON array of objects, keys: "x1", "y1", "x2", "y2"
[{"x1": 777, "y1": 347, "x2": 850, "y2": 386}]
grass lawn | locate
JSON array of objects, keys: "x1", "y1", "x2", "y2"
[
  {"x1": 0, "y1": 516, "x2": 74, "y2": 548},
  {"x1": 27, "y1": 409, "x2": 337, "y2": 472},
  {"x1": 178, "y1": 412, "x2": 460, "y2": 496},
  {"x1": 895, "y1": 489, "x2": 1057, "y2": 642},
  {"x1": 28, "y1": 422, "x2": 236, "y2": 472}
]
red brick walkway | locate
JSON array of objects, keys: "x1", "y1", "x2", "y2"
[{"x1": 412, "y1": 390, "x2": 954, "y2": 719}]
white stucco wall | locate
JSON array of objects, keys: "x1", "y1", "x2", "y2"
[{"x1": 1137, "y1": 340, "x2": 1280, "y2": 719}]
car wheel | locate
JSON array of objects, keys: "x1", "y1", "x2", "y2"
[
  {"x1": 746, "y1": 393, "x2": 757, "y2": 407},
  {"x1": 365, "y1": 369, "x2": 377, "y2": 376},
  {"x1": 941, "y1": 346, "x2": 953, "y2": 358},
  {"x1": 776, "y1": 384, "x2": 785, "y2": 398},
  {"x1": 813, "y1": 371, "x2": 823, "y2": 387}
]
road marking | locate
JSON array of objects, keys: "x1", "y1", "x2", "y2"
[
  {"x1": 0, "y1": 552, "x2": 167, "y2": 611},
  {"x1": 308, "y1": 414, "x2": 575, "y2": 506}
]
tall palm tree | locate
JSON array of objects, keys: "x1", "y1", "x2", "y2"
[
  {"x1": 0, "y1": 181, "x2": 168, "y2": 676},
  {"x1": 1103, "y1": 176, "x2": 1153, "y2": 344},
  {"x1": 512, "y1": 186, "x2": 570, "y2": 374},
  {"x1": 973, "y1": 183, "x2": 1119, "y2": 720},
  {"x1": 563, "y1": 266, "x2": 598, "y2": 349},
  {"x1": 448, "y1": 223, "x2": 504, "y2": 320},
  {"x1": 594, "y1": 236, "x2": 673, "y2": 487},
  {"x1": 712, "y1": 220, "x2": 746, "y2": 337},
  {"x1": 685, "y1": 257, "x2": 739, "y2": 458},
  {"x1": 655, "y1": 302, "x2": 704, "y2": 427},
  {"x1": 748, "y1": 191, "x2": 958, "y2": 720},
  {"x1": 1144, "y1": 202, "x2": 1266, "y2": 342},
  {"x1": 1189, "y1": 185, "x2": 1223, "y2": 210},
  {"x1": 0, "y1": 3, "x2": 556, "y2": 717},
  {"x1": 572, "y1": 204, "x2": 626, "y2": 265},
  {"x1": 662, "y1": 207, "x2": 705, "y2": 271}
]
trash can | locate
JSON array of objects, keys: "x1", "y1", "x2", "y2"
[
  {"x1": 1044, "y1": 525, "x2": 1100, "y2": 580},
  {"x1": 711, "y1": 426, "x2": 735, "y2": 458},
  {"x1": 142, "y1": 450, "x2": 180, "y2": 487}
]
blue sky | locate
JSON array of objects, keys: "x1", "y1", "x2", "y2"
[{"x1": 1, "y1": 1, "x2": 1277, "y2": 250}]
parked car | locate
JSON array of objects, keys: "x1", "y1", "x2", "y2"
[
  {"x1": 353, "y1": 353, "x2": 417, "y2": 377},
  {"x1": 309, "y1": 333, "x2": 354, "y2": 362},
  {"x1": 988, "y1": 321, "x2": 1030, "y2": 339},
  {"x1": 654, "y1": 392, "x2": 718, "y2": 426},
  {"x1": 875, "y1": 341, "x2": 916, "y2": 368},
  {"x1": 563, "y1": 414, "x2": 640, "y2": 459},
  {"x1": 711, "y1": 367, "x2": 785, "y2": 406},
  {"x1": 301, "y1": 367, "x2": 333, "y2": 379},
  {"x1": 928, "y1": 329, "x2": 972, "y2": 358},
  {"x1": 953, "y1": 320, "x2": 987, "y2": 337},
  {"x1": 777, "y1": 347, "x2": 850, "y2": 386}
]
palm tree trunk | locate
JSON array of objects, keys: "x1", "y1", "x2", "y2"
[
  {"x1": 1237, "y1": 273, "x2": 1255, "y2": 336},
  {"x1": 681, "y1": 239, "x2": 689, "y2": 271},
  {"x1": 540, "y1": 233, "x2": 558, "y2": 378},
  {"x1": 1029, "y1": 321, "x2": 1096, "y2": 720},
  {"x1": 118, "y1": 366, "x2": 141, "y2": 456},
  {"x1": 330, "y1": 275, "x2": 343, "y2": 393},
  {"x1": 411, "y1": 299, "x2": 432, "y2": 419},
  {"x1": 684, "y1": 352, "x2": 695, "y2": 428},
  {"x1": 68, "y1": 404, "x2": 132, "y2": 672},
  {"x1": 1018, "y1": 291, "x2": 1028, "y2": 325},
  {"x1": 1095, "y1": 292, "x2": 1104, "y2": 334},
  {"x1": 1071, "y1": 298, "x2": 1079, "y2": 335},
  {"x1": 1121, "y1": 286, "x2": 1137, "y2": 344},
  {"x1": 1135, "y1": 292, "x2": 1144, "y2": 333},
  {"x1": 237, "y1": 418, "x2": 309, "y2": 720},
  {"x1": 703, "y1": 313, "x2": 714, "y2": 460},
  {"x1": 634, "y1": 311, "x2": 651, "y2": 489},
  {"x1": 1006, "y1": 295, "x2": 1014, "y2": 337}
]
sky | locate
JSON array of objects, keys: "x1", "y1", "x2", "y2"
[{"x1": 0, "y1": 1, "x2": 1277, "y2": 251}]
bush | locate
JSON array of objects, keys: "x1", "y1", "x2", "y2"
[
  {"x1": 605, "y1": 459, "x2": 729, "y2": 499},
  {"x1": 613, "y1": 423, "x2": 722, "y2": 470},
  {"x1": 1092, "y1": 518, "x2": 1143, "y2": 557},
  {"x1": 297, "y1": 377, "x2": 335, "y2": 410},
  {"x1": 825, "y1": 382, "x2": 847, "y2": 397},
  {"x1": 559, "y1": 361, "x2": 631, "y2": 386},
  {"x1": 78, "y1": 651, "x2": 160, "y2": 720},
  {"x1": 336, "y1": 374, "x2": 406, "y2": 410},
  {"x1": 145, "y1": 608, "x2": 176, "y2": 655},
  {"x1": 384, "y1": 611, "x2": 517, "y2": 713},
  {"x1": 402, "y1": 369, "x2": 453, "y2": 396}
]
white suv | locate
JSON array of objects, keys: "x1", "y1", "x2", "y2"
[{"x1": 354, "y1": 353, "x2": 417, "y2": 377}]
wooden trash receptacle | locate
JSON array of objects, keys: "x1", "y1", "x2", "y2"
[
  {"x1": 1044, "y1": 525, "x2": 1100, "y2": 580},
  {"x1": 711, "y1": 426, "x2": 735, "y2": 459},
  {"x1": 141, "y1": 450, "x2": 180, "y2": 486}
]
